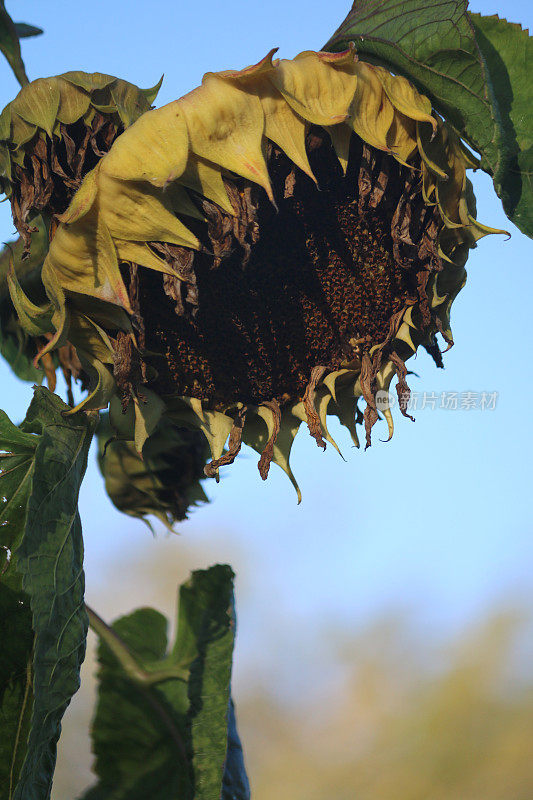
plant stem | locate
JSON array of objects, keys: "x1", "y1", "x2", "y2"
[{"x1": 86, "y1": 604, "x2": 188, "y2": 686}]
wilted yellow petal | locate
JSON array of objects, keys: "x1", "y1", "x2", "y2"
[
  {"x1": 179, "y1": 77, "x2": 273, "y2": 202},
  {"x1": 258, "y1": 79, "x2": 316, "y2": 182},
  {"x1": 68, "y1": 313, "x2": 115, "y2": 364},
  {"x1": 325, "y1": 123, "x2": 353, "y2": 174},
  {"x1": 66, "y1": 351, "x2": 116, "y2": 413},
  {"x1": 386, "y1": 112, "x2": 417, "y2": 165},
  {"x1": 45, "y1": 206, "x2": 131, "y2": 309},
  {"x1": 164, "y1": 181, "x2": 205, "y2": 221},
  {"x1": 212, "y1": 48, "x2": 278, "y2": 82},
  {"x1": 57, "y1": 164, "x2": 100, "y2": 224},
  {"x1": 113, "y1": 239, "x2": 178, "y2": 275},
  {"x1": 270, "y1": 49, "x2": 357, "y2": 126},
  {"x1": 347, "y1": 62, "x2": 394, "y2": 151},
  {"x1": 97, "y1": 171, "x2": 200, "y2": 250},
  {"x1": 417, "y1": 122, "x2": 449, "y2": 178},
  {"x1": 101, "y1": 101, "x2": 190, "y2": 187},
  {"x1": 374, "y1": 67, "x2": 436, "y2": 132},
  {"x1": 178, "y1": 154, "x2": 234, "y2": 215}
]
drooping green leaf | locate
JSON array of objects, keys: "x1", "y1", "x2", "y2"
[
  {"x1": 470, "y1": 14, "x2": 533, "y2": 237},
  {"x1": 0, "y1": 388, "x2": 96, "y2": 800},
  {"x1": 0, "y1": 2, "x2": 28, "y2": 86},
  {"x1": 13, "y1": 23, "x2": 43, "y2": 40},
  {"x1": 0, "y1": 411, "x2": 37, "y2": 800},
  {"x1": 81, "y1": 565, "x2": 247, "y2": 800}
]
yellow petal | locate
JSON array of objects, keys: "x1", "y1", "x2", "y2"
[
  {"x1": 258, "y1": 79, "x2": 316, "y2": 182},
  {"x1": 179, "y1": 77, "x2": 274, "y2": 202},
  {"x1": 65, "y1": 351, "x2": 116, "y2": 413},
  {"x1": 417, "y1": 122, "x2": 449, "y2": 179},
  {"x1": 347, "y1": 62, "x2": 394, "y2": 151},
  {"x1": 178, "y1": 154, "x2": 234, "y2": 215},
  {"x1": 57, "y1": 164, "x2": 100, "y2": 224},
  {"x1": 211, "y1": 48, "x2": 278, "y2": 82},
  {"x1": 386, "y1": 112, "x2": 417, "y2": 165},
  {"x1": 270, "y1": 49, "x2": 357, "y2": 126},
  {"x1": 101, "y1": 102, "x2": 190, "y2": 187},
  {"x1": 45, "y1": 206, "x2": 131, "y2": 309},
  {"x1": 374, "y1": 67, "x2": 436, "y2": 132},
  {"x1": 114, "y1": 239, "x2": 180, "y2": 275},
  {"x1": 68, "y1": 312, "x2": 115, "y2": 364},
  {"x1": 164, "y1": 181, "x2": 205, "y2": 221},
  {"x1": 97, "y1": 171, "x2": 200, "y2": 250},
  {"x1": 325, "y1": 123, "x2": 353, "y2": 174}
]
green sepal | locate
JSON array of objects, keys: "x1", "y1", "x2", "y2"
[
  {"x1": 97, "y1": 412, "x2": 209, "y2": 530},
  {"x1": 141, "y1": 75, "x2": 164, "y2": 107}
]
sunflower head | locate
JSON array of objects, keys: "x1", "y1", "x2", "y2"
[
  {"x1": 0, "y1": 71, "x2": 162, "y2": 254},
  {"x1": 8, "y1": 47, "x2": 506, "y2": 499}
]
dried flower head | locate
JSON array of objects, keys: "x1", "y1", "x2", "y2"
[
  {"x1": 9, "y1": 47, "x2": 505, "y2": 499},
  {"x1": 0, "y1": 71, "x2": 161, "y2": 254}
]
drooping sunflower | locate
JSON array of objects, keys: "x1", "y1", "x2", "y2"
[
  {"x1": 0, "y1": 71, "x2": 161, "y2": 253},
  {"x1": 8, "y1": 47, "x2": 505, "y2": 499}
]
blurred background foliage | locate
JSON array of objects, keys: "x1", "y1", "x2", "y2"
[{"x1": 51, "y1": 538, "x2": 533, "y2": 800}]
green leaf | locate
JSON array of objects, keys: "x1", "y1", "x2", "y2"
[
  {"x1": 221, "y1": 699, "x2": 250, "y2": 800},
  {"x1": 13, "y1": 23, "x2": 43, "y2": 40},
  {"x1": 0, "y1": 411, "x2": 37, "y2": 800},
  {"x1": 0, "y1": 388, "x2": 96, "y2": 800},
  {"x1": 82, "y1": 565, "x2": 247, "y2": 800},
  {"x1": 0, "y1": 577, "x2": 34, "y2": 800},
  {"x1": 470, "y1": 14, "x2": 533, "y2": 237},
  {"x1": 0, "y1": 1, "x2": 28, "y2": 85}
]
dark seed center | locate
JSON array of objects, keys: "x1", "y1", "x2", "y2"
[{"x1": 135, "y1": 130, "x2": 441, "y2": 409}]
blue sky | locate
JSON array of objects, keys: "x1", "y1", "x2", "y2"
[{"x1": 1, "y1": 0, "x2": 532, "y2": 687}]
